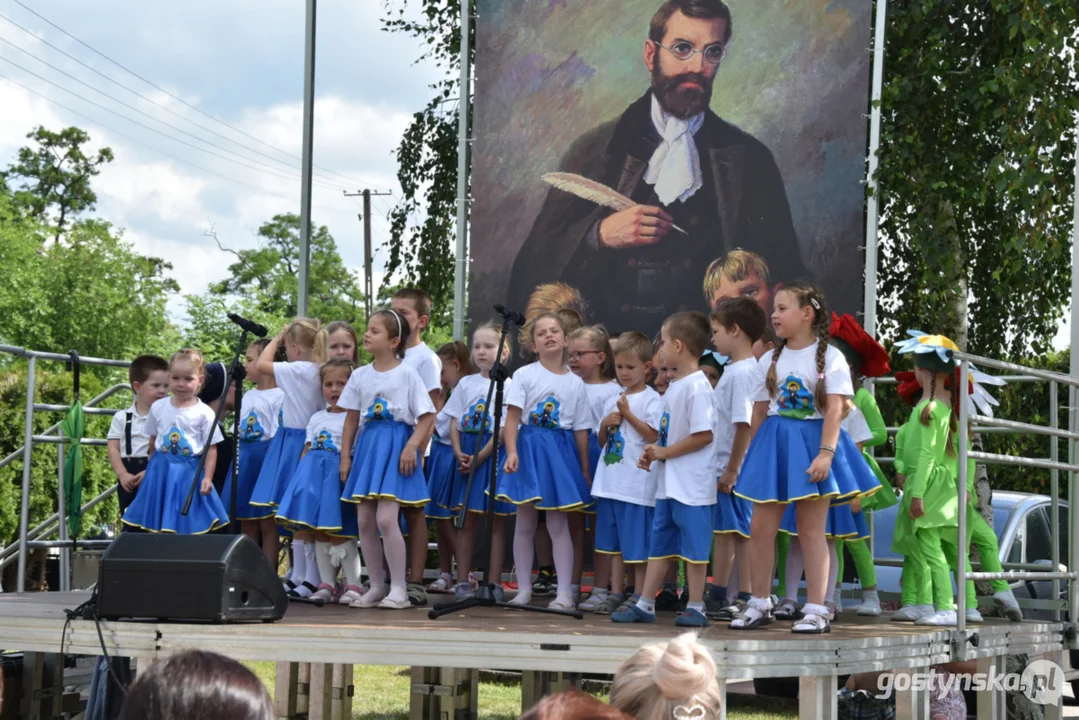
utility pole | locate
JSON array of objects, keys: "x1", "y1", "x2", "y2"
[
  {"x1": 345, "y1": 189, "x2": 391, "y2": 323},
  {"x1": 297, "y1": 0, "x2": 317, "y2": 317}
]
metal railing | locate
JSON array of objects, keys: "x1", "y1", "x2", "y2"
[
  {"x1": 947, "y1": 352, "x2": 1079, "y2": 659},
  {"x1": 0, "y1": 345, "x2": 131, "y2": 593}
]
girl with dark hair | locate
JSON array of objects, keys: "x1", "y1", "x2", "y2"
[{"x1": 119, "y1": 650, "x2": 272, "y2": 720}]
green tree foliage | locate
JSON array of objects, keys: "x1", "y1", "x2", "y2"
[
  {"x1": 208, "y1": 213, "x2": 365, "y2": 324},
  {"x1": 875, "y1": 1, "x2": 1079, "y2": 357},
  {"x1": 381, "y1": 0, "x2": 473, "y2": 321},
  {"x1": 0, "y1": 126, "x2": 115, "y2": 242}
]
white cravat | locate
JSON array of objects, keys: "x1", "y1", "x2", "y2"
[{"x1": 644, "y1": 94, "x2": 705, "y2": 206}]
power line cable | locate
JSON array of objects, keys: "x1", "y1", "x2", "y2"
[
  {"x1": 8, "y1": 0, "x2": 379, "y2": 191},
  {"x1": 0, "y1": 12, "x2": 355, "y2": 191},
  {"x1": 0, "y1": 71, "x2": 359, "y2": 218},
  {"x1": 0, "y1": 40, "x2": 350, "y2": 192},
  {"x1": 0, "y1": 54, "x2": 352, "y2": 191}
]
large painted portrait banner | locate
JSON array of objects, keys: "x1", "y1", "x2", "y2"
[{"x1": 468, "y1": 0, "x2": 872, "y2": 336}]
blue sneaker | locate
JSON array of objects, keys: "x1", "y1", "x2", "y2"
[
  {"x1": 611, "y1": 603, "x2": 657, "y2": 624},
  {"x1": 675, "y1": 608, "x2": 710, "y2": 627}
]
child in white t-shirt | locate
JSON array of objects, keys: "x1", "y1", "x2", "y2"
[
  {"x1": 706, "y1": 298, "x2": 768, "y2": 621},
  {"x1": 122, "y1": 350, "x2": 228, "y2": 534},
  {"x1": 612, "y1": 313, "x2": 716, "y2": 628},
  {"x1": 582, "y1": 332, "x2": 661, "y2": 615}
]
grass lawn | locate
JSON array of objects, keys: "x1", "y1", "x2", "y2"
[{"x1": 246, "y1": 662, "x2": 797, "y2": 719}]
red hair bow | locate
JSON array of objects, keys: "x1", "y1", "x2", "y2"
[{"x1": 829, "y1": 313, "x2": 891, "y2": 378}]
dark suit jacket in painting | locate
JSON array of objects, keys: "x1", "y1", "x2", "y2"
[{"x1": 509, "y1": 91, "x2": 809, "y2": 334}]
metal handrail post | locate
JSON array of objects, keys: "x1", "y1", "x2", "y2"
[
  {"x1": 57, "y1": 428, "x2": 69, "y2": 592},
  {"x1": 956, "y1": 358, "x2": 970, "y2": 655},
  {"x1": 0, "y1": 485, "x2": 116, "y2": 570},
  {"x1": 1050, "y1": 382, "x2": 1060, "y2": 622},
  {"x1": 16, "y1": 357, "x2": 36, "y2": 593},
  {"x1": 1071, "y1": 385, "x2": 1079, "y2": 635}
]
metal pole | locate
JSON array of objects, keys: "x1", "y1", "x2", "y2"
[
  {"x1": 297, "y1": 0, "x2": 317, "y2": 317},
  {"x1": 17, "y1": 357, "x2": 36, "y2": 593},
  {"x1": 1069, "y1": 113, "x2": 1079, "y2": 640},
  {"x1": 956, "y1": 359, "x2": 970, "y2": 652},
  {"x1": 363, "y1": 190, "x2": 373, "y2": 323},
  {"x1": 1050, "y1": 381, "x2": 1060, "y2": 621},
  {"x1": 452, "y1": 0, "x2": 472, "y2": 341},
  {"x1": 56, "y1": 428, "x2": 69, "y2": 592},
  {"x1": 861, "y1": 0, "x2": 887, "y2": 335}
]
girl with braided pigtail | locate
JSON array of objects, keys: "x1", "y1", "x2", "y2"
[{"x1": 729, "y1": 283, "x2": 880, "y2": 634}]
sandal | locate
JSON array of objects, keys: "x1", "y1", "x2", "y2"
[
  {"x1": 337, "y1": 584, "x2": 365, "y2": 605},
  {"x1": 288, "y1": 581, "x2": 319, "y2": 598},
  {"x1": 729, "y1": 597, "x2": 774, "y2": 630},
  {"x1": 427, "y1": 573, "x2": 453, "y2": 594},
  {"x1": 311, "y1": 584, "x2": 335, "y2": 603},
  {"x1": 594, "y1": 595, "x2": 625, "y2": 616},
  {"x1": 773, "y1": 597, "x2": 802, "y2": 621},
  {"x1": 548, "y1": 597, "x2": 576, "y2": 611},
  {"x1": 792, "y1": 603, "x2": 832, "y2": 634}
]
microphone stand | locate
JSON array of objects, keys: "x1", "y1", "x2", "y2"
[
  {"x1": 429, "y1": 309, "x2": 583, "y2": 620},
  {"x1": 181, "y1": 328, "x2": 249, "y2": 526}
]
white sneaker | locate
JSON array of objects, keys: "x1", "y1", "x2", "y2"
[
  {"x1": 577, "y1": 593, "x2": 607, "y2": 611},
  {"x1": 892, "y1": 604, "x2": 932, "y2": 622},
  {"x1": 855, "y1": 598, "x2": 882, "y2": 617},
  {"x1": 993, "y1": 590, "x2": 1023, "y2": 621},
  {"x1": 966, "y1": 607, "x2": 984, "y2": 624},
  {"x1": 915, "y1": 609, "x2": 958, "y2": 626}
]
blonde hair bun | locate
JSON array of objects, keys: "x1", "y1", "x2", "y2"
[{"x1": 652, "y1": 633, "x2": 717, "y2": 699}]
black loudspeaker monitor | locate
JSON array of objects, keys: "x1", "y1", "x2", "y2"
[{"x1": 97, "y1": 534, "x2": 287, "y2": 623}]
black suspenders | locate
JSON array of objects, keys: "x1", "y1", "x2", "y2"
[{"x1": 124, "y1": 410, "x2": 134, "y2": 457}]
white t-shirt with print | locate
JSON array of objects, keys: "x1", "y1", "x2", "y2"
[
  {"x1": 145, "y1": 397, "x2": 224, "y2": 457},
  {"x1": 591, "y1": 387, "x2": 663, "y2": 506},
  {"x1": 107, "y1": 402, "x2": 151, "y2": 458},
  {"x1": 843, "y1": 405, "x2": 873, "y2": 446},
  {"x1": 655, "y1": 371, "x2": 716, "y2": 507},
  {"x1": 505, "y1": 362, "x2": 588, "y2": 431},
  {"x1": 582, "y1": 380, "x2": 623, "y2": 433},
  {"x1": 338, "y1": 363, "x2": 436, "y2": 429},
  {"x1": 753, "y1": 342, "x2": 853, "y2": 420},
  {"x1": 713, "y1": 358, "x2": 756, "y2": 475},
  {"x1": 237, "y1": 388, "x2": 284, "y2": 443},
  {"x1": 442, "y1": 373, "x2": 515, "y2": 436},
  {"x1": 305, "y1": 410, "x2": 347, "y2": 453},
  {"x1": 273, "y1": 361, "x2": 325, "y2": 429}
]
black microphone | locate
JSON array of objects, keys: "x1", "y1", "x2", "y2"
[
  {"x1": 494, "y1": 304, "x2": 526, "y2": 326},
  {"x1": 227, "y1": 313, "x2": 268, "y2": 338}
]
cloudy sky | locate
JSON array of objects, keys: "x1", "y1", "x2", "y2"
[{"x1": 0, "y1": 0, "x2": 443, "y2": 322}]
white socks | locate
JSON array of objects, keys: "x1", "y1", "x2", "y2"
[
  {"x1": 315, "y1": 542, "x2": 337, "y2": 587},
  {"x1": 291, "y1": 539, "x2": 308, "y2": 584},
  {"x1": 512, "y1": 505, "x2": 539, "y2": 603},
  {"x1": 545, "y1": 512, "x2": 574, "y2": 603},
  {"x1": 636, "y1": 597, "x2": 656, "y2": 614},
  {"x1": 339, "y1": 541, "x2": 362, "y2": 587},
  {"x1": 303, "y1": 542, "x2": 320, "y2": 588}
]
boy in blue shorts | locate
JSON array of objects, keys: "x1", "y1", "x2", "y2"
[
  {"x1": 612, "y1": 312, "x2": 716, "y2": 627},
  {"x1": 584, "y1": 332, "x2": 663, "y2": 615}
]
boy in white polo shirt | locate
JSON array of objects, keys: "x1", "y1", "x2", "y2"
[
  {"x1": 107, "y1": 355, "x2": 170, "y2": 524},
  {"x1": 612, "y1": 312, "x2": 716, "y2": 627}
]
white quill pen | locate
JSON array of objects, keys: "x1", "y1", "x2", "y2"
[{"x1": 542, "y1": 172, "x2": 688, "y2": 236}]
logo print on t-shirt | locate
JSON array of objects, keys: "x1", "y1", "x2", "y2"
[
  {"x1": 603, "y1": 426, "x2": 625, "y2": 466},
  {"x1": 658, "y1": 413, "x2": 670, "y2": 447},
  {"x1": 777, "y1": 375, "x2": 814, "y2": 419},
  {"x1": 528, "y1": 396, "x2": 561, "y2": 429},
  {"x1": 241, "y1": 411, "x2": 265, "y2": 441},
  {"x1": 365, "y1": 397, "x2": 395, "y2": 422},
  {"x1": 161, "y1": 426, "x2": 194, "y2": 456},
  {"x1": 313, "y1": 429, "x2": 338, "y2": 452},
  {"x1": 461, "y1": 398, "x2": 490, "y2": 433}
]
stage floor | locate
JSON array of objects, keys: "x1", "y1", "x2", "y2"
[{"x1": 0, "y1": 591, "x2": 1065, "y2": 678}]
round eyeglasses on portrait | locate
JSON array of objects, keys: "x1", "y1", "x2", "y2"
[{"x1": 654, "y1": 40, "x2": 726, "y2": 65}]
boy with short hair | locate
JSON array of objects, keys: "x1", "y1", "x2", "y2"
[
  {"x1": 706, "y1": 297, "x2": 767, "y2": 620},
  {"x1": 612, "y1": 312, "x2": 716, "y2": 627},
  {"x1": 107, "y1": 355, "x2": 170, "y2": 522},
  {"x1": 702, "y1": 248, "x2": 773, "y2": 314},
  {"x1": 391, "y1": 287, "x2": 445, "y2": 607},
  {"x1": 583, "y1": 332, "x2": 662, "y2": 615}
]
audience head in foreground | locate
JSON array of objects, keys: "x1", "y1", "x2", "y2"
[
  {"x1": 518, "y1": 690, "x2": 630, "y2": 720},
  {"x1": 609, "y1": 632, "x2": 722, "y2": 720},
  {"x1": 119, "y1": 650, "x2": 272, "y2": 720}
]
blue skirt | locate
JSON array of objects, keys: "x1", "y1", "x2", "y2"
[
  {"x1": 779, "y1": 500, "x2": 870, "y2": 539},
  {"x1": 713, "y1": 490, "x2": 752, "y2": 537},
  {"x1": 341, "y1": 421, "x2": 428, "y2": 506},
  {"x1": 122, "y1": 453, "x2": 228, "y2": 534},
  {"x1": 425, "y1": 442, "x2": 457, "y2": 520},
  {"x1": 222, "y1": 440, "x2": 270, "y2": 521},
  {"x1": 248, "y1": 427, "x2": 307, "y2": 510},
  {"x1": 494, "y1": 426, "x2": 592, "y2": 511},
  {"x1": 449, "y1": 432, "x2": 515, "y2": 516},
  {"x1": 735, "y1": 416, "x2": 881, "y2": 504},
  {"x1": 276, "y1": 449, "x2": 358, "y2": 537}
]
